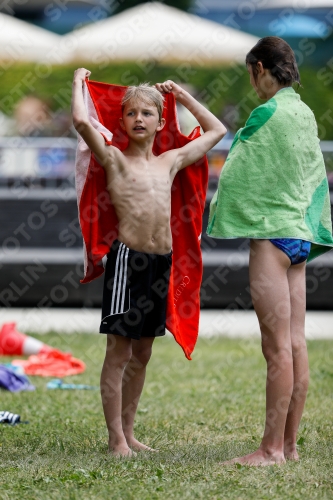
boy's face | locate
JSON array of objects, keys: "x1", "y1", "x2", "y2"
[{"x1": 120, "y1": 98, "x2": 165, "y2": 140}]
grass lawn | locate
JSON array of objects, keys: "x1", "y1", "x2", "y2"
[{"x1": 0, "y1": 332, "x2": 332, "y2": 500}]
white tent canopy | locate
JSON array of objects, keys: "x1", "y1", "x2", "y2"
[
  {"x1": 0, "y1": 13, "x2": 68, "y2": 63},
  {"x1": 61, "y1": 2, "x2": 259, "y2": 65}
]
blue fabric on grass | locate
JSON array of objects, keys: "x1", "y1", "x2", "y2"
[{"x1": 47, "y1": 379, "x2": 98, "y2": 390}]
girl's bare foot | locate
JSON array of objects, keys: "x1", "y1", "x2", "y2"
[
  {"x1": 284, "y1": 449, "x2": 299, "y2": 461},
  {"x1": 126, "y1": 437, "x2": 158, "y2": 452},
  {"x1": 284, "y1": 440, "x2": 299, "y2": 460},
  {"x1": 108, "y1": 444, "x2": 136, "y2": 457},
  {"x1": 222, "y1": 449, "x2": 286, "y2": 467}
]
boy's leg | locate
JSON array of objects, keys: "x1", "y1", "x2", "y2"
[
  {"x1": 224, "y1": 240, "x2": 293, "y2": 466},
  {"x1": 284, "y1": 261, "x2": 308, "y2": 460},
  {"x1": 100, "y1": 334, "x2": 133, "y2": 456},
  {"x1": 122, "y1": 336, "x2": 155, "y2": 451}
]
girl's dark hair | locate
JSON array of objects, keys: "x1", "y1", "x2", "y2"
[{"x1": 245, "y1": 36, "x2": 301, "y2": 86}]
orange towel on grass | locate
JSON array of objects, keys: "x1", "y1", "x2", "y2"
[
  {"x1": 12, "y1": 350, "x2": 86, "y2": 377},
  {"x1": 76, "y1": 80, "x2": 208, "y2": 360}
]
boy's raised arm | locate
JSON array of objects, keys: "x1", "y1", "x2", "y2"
[
  {"x1": 155, "y1": 80, "x2": 227, "y2": 171},
  {"x1": 72, "y1": 68, "x2": 113, "y2": 166}
]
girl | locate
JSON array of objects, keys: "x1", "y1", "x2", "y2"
[{"x1": 207, "y1": 37, "x2": 333, "y2": 466}]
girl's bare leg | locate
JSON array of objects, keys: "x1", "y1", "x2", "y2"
[
  {"x1": 100, "y1": 334, "x2": 133, "y2": 456},
  {"x1": 224, "y1": 240, "x2": 293, "y2": 466},
  {"x1": 122, "y1": 336, "x2": 155, "y2": 451},
  {"x1": 284, "y1": 262, "x2": 308, "y2": 460}
]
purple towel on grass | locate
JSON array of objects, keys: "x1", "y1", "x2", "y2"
[{"x1": 0, "y1": 365, "x2": 35, "y2": 392}]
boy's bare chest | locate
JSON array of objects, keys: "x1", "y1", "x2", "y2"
[{"x1": 117, "y1": 163, "x2": 171, "y2": 196}]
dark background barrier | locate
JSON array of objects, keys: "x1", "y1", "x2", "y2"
[{"x1": 1, "y1": 186, "x2": 333, "y2": 309}]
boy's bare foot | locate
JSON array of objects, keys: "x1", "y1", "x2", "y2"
[
  {"x1": 126, "y1": 438, "x2": 158, "y2": 452},
  {"x1": 222, "y1": 449, "x2": 286, "y2": 467}
]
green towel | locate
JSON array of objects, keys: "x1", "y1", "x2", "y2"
[{"x1": 207, "y1": 87, "x2": 333, "y2": 261}]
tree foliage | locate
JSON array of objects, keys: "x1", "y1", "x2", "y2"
[{"x1": 1, "y1": 62, "x2": 333, "y2": 143}]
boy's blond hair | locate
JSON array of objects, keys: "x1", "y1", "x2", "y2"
[{"x1": 121, "y1": 83, "x2": 164, "y2": 121}]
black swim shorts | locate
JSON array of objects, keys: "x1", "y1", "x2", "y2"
[{"x1": 99, "y1": 240, "x2": 172, "y2": 339}]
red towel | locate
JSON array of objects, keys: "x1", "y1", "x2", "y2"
[{"x1": 76, "y1": 80, "x2": 208, "y2": 360}]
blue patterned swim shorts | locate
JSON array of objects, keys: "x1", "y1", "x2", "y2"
[{"x1": 269, "y1": 238, "x2": 311, "y2": 265}]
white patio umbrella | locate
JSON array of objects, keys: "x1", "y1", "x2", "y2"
[
  {"x1": 61, "y1": 2, "x2": 259, "y2": 65},
  {"x1": 0, "y1": 13, "x2": 69, "y2": 63}
]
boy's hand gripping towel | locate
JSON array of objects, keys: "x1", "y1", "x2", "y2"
[
  {"x1": 207, "y1": 87, "x2": 333, "y2": 259},
  {"x1": 75, "y1": 80, "x2": 208, "y2": 360}
]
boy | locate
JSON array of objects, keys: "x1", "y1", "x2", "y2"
[{"x1": 72, "y1": 68, "x2": 226, "y2": 456}]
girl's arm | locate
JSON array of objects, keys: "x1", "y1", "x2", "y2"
[{"x1": 155, "y1": 80, "x2": 227, "y2": 171}]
